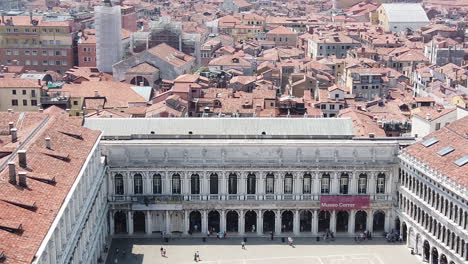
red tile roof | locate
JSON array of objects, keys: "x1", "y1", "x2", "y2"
[
  {"x1": 403, "y1": 116, "x2": 468, "y2": 188},
  {"x1": 0, "y1": 107, "x2": 101, "y2": 264}
]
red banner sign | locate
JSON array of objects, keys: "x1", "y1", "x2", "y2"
[{"x1": 320, "y1": 195, "x2": 370, "y2": 210}]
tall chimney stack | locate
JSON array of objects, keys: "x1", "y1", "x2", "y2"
[
  {"x1": 18, "y1": 172, "x2": 27, "y2": 187},
  {"x1": 8, "y1": 162, "x2": 16, "y2": 185},
  {"x1": 18, "y1": 150, "x2": 27, "y2": 168},
  {"x1": 8, "y1": 122, "x2": 14, "y2": 133},
  {"x1": 45, "y1": 137, "x2": 51, "y2": 149},
  {"x1": 10, "y1": 128, "x2": 17, "y2": 143}
]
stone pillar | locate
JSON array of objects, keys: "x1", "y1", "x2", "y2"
[
  {"x1": 128, "y1": 211, "x2": 134, "y2": 235},
  {"x1": 184, "y1": 210, "x2": 189, "y2": 235},
  {"x1": 165, "y1": 172, "x2": 171, "y2": 194},
  {"x1": 367, "y1": 210, "x2": 374, "y2": 232},
  {"x1": 257, "y1": 210, "x2": 263, "y2": 235},
  {"x1": 313, "y1": 173, "x2": 320, "y2": 195},
  {"x1": 312, "y1": 210, "x2": 318, "y2": 235},
  {"x1": 127, "y1": 173, "x2": 133, "y2": 195},
  {"x1": 330, "y1": 210, "x2": 337, "y2": 233},
  {"x1": 275, "y1": 210, "x2": 281, "y2": 235},
  {"x1": 331, "y1": 172, "x2": 339, "y2": 194},
  {"x1": 146, "y1": 211, "x2": 152, "y2": 235},
  {"x1": 110, "y1": 211, "x2": 115, "y2": 235},
  {"x1": 165, "y1": 210, "x2": 171, "y2": 234},
  {"x1": 384, "y1": 210, "x2": 390, "y2": 232},
  {"x1": 220, "y1": 210, "x2": 226, "y2": 233},
  {"x1": 239, "y1": 210, "x2": 245, "y2": 236},
  {"x1": 220, "y1": 173, "x2": 226, "y2": 199},
  {"x1": 348, "y1": 210, "x2": 355, "y2": 234},
  {"x1": 145, "y1": 172, "x2": 151, "y2": 194},
  {"x1": 293, "y1": 210, "x2": 300, "y2": 235},
  {"x1": 202, "y1": 210, "x2": 208, "y2": 234}
]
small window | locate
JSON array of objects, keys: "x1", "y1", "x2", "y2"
[
  {"x1": 31, "y1": 100, "x2": 37, "y2": 106},
  {"x1": 12, "y1": 99, "x2": 18, "y2": 106},
  {"x1": 22, "y1": 90, "x2": 27, "y2": 95},
  {"x1": 22, "y1": 99, "x2": 28, "y2": 106},
  {"x1": 422, "y1": 138, "x2": 439, "y2": 147},
  {"x1": 437, "y1": 146, "x2": 454, "y2": 156},
  {"x1": 12, "y1": 90, "x2": 16, "y2": 95}
]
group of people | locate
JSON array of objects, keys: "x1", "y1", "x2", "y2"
[
  {"x1": 354, "y1": 230, "x2": 372, "y2": 242},
  {"x1": 322, "y1": 230, "x2": 335, "y2": 241},
  {"x1": 385, "y1": 229, "x2": 401, "y2": 242}
]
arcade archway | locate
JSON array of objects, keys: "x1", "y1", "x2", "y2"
[
  {"x1": 263, "y1": 210, "x2": 275, "y2": 233},
  {"x1": 226, "y1": 211, "x2": 238, "y2": 232},
  {"x1": 245, "y1": 210, "x2": 257, "y2": 232},
  {"x1": 355, "y1": 211, "x2": 367, "y2": 232},
  {"x1": 133, "y1": 211, "x2": 146, "y2": 233},
  {"x1": 300, "y1": 211, "x2": 312, "y2": 232},
  {"x1": 189, "y1": 211, "x2": 202, "y2": 232},
  {"x1": 281, "y1": 211, "x2": 293, "y2": 232},
  {"x1": 318, "y1": 210, "x2": 331, "y2": 232},
  {"x1": 336, "y1": 211, "x2": 349, "y2": 232},
  {"x1": 208, "y1": 211, "x2": 220, "y2": 233},
  {"x1": 114, "y1": 211, "x2": 127, "y2": 234}
]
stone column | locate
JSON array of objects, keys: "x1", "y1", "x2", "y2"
[
  {"x1": 128, "y1": 211, "x2": 134, "y2": 235},
  {"x1": 127, "y1": 172, "x2": 133, "y2": 195},
  {"x1": 165, "y1": 172, "x2": 171, "y2": 194},
  {"x1": 184, "y1": 210, "x2": 189, "y2": 235},
  {"x1": 313, "y1": 173, "x2": 320, "y2": 195},
  {"x1": 348, "y1": 210, "x2": 355, "y2": 234},
  {"x1": 145, "y1": 172, "x2": 151, "y2": 194},
  {"x1": 202, "y1": 210, "x2": 208, "y2": 234},
  {"x1": 384, "y1": 210, "x2": 390, "y2": 232},
  {"x1": 331, "y1": 172, "x2": 339, "y2": 194},
  {"x1": 275, "y1": 210, "x2": 281, "y2": 235},
  {"x1": 312, "y1": 210, "x2": 318, "y2": 235},
  {"x1": 330, "y1": 210, "x2": 337, "y2": 233},
  {"x1": 146, "y1": 211, "x2": 152, "y2": 235},
  {"x1": 293, "y1": 210, "x2": 300, "y2": 235},
  {"x1": 165, "y1": 210, "x2": 171, "y2": 234},
  {"x1": 220, "y1": 210, "x2": 226, "y2": 233},
  {"x1": 257, "y1": 210, "x2": 263, "y2": 235},
  {"x1": 110, "y1": 211, "x2": 115, "y2": 235},
  {"x1": 239, "y1": 210, "x2": 245, "y2": 235},
  {"x1": 367, "y1": 210, "x2": 374, "y2": 232}
]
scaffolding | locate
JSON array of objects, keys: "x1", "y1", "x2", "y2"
[
  {"x1": 132, "y1": 17, "x2": 202, "y2": 66},
  {"x1": 95, "y1": 4, "x2": 123, "y2": 73}
]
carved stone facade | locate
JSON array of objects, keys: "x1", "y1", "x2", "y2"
[{"x1": 103, "y1": 138, "x2": 402, "y2": 238}]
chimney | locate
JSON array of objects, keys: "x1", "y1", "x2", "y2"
[
  {"x1": 39, "y1": 108, "x2": 43, "y2": 113},
  {"x1": 8, "y1": 162, "x2": 16, "y2": 185},
  {"x1": 10, "y1": 128, "x2": 17, "y2": 143},
  {"x1": 37, "y1": 79, "x2": 41, "y2": 86},
  {"x1": 140, "y1": 82, "x2": 144, "y2": 86},
  {"x1": 426, "y1": 114, "x2": 431, "y2": 120},
  {"x1": 94, "y1": 90, "x2": 99, "y2": 97},
  {"x1": 45, "y1": 137, "x2": 51, "y2": 149},
  {"x1": 368, "y1": 133, "x2": 375, "y2": 138},
  {"x1": 66, "y1": 108, "x2": 70, "y2": 113},
  {"x1": 18, "y1": 172, "x2": 27, "y2": 187},
  {"x1": 8, "y1": 122, "x2": 14, "y2": 132},
  {"x1": 18, "y1": 150, "x2": 27, "y2": 168},
  {"x1": 7, "y1": 109, "x2": 12, "y2": 113}
]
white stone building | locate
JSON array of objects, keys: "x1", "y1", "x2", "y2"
[
  {"x1": 83, "y1": 118, "x2": 412, "y2": 239},
  {"x1": 397, "y1": 116, "x2": 468, "y2": 264}
]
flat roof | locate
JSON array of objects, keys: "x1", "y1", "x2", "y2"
[{"x1": 83, "y1": 118, "x2": 355, "y2": 138}]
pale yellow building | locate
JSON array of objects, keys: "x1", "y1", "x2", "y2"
[{"x1": 0, "y1": 79, "x2": 42, "y2": 111}]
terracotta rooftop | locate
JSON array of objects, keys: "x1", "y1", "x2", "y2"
[
  {"x1": 147, "y1": 43, "x2": 195, "y2": 68},
  {"x1": 0, "y1": 107, "x2": 101, "y2": 264},
  {"x1": 403, "y1": 116, "x2": 468, "y2": 188}
]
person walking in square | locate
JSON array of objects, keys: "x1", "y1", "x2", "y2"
[{"x1": 241, "y1": 240, "x2": 246, "y2": 250}]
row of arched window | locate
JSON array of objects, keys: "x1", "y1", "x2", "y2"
[
  {"x1": 114, "y1": 172, "x2": 387, "y2": 196},
  {"x1": 399, "y1": 167, "x2": 467, "y2": 230}
]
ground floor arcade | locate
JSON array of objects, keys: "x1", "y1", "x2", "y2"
[{"x1": 110, "y1": 208, "x2": 391, "y2": 237}]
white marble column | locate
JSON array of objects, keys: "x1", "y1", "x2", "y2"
[
  {"x1": 126, "y1": 173, "x2": 133, "y2": 195},
  {"x1": 275, "y1": 210, "x2": 281, "y2": 235},
  {"x1": 184, "y1": 210, "x2": 189, "y2": 235},
  {"x1": 330, "y1": 210, "x2": 337, "y2": 233},
  {"x1": 144, "y1": 172, "x2": 151, "y2": 194},
  {"x1": 348, "y1": 210, "x2": 355, "y2": 234},
  {"x1": 202, "y1": 210, "x2": 208, "y2": 234},
  {"x1": 220, "y1": 210, "x2": 226, "y2": 233},
  {"x1": 331, "y1": 172, "x2": 339, "y2": 194},
  {"x1": 367, "y1": 210, "x2": 374, "y2": 232},
  {"x1": 239, "y1": 210, "x2": 245, "y2": 235},
  {"x1": 165, "y1": 172, "x2": 171, "y2": 194},
  {"x1": 165, "y1": 210, "x2": 171, "y2": 234},
  {"x1": 128, "y1": 211, "x2": 134, "y2": 235},
  {"x1": 384, "y1": 210, "x2": 390, "y2": 232},
  {"x1": 312, "y1": 210, "x2": 318, "y2": 235},
  {"x1": 257, "y1": 210, "x2": 263, "y2": 235},
  {"x1": 313, "y1": 173, "x2": 320, "y2": 195},
  {"x1": 110, "y1": 211, "x2": 115, "y2": 235},
  {"x1": 146, "y1": 211, "x2": 152, "y2": 235},
  {"x1": 293, "y1": 210, "x2": 300, "y2": 235}
]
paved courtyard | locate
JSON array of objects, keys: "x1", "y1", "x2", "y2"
[{"x1": 106, "y1": 237, "x2": 421, "y2": 264}]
